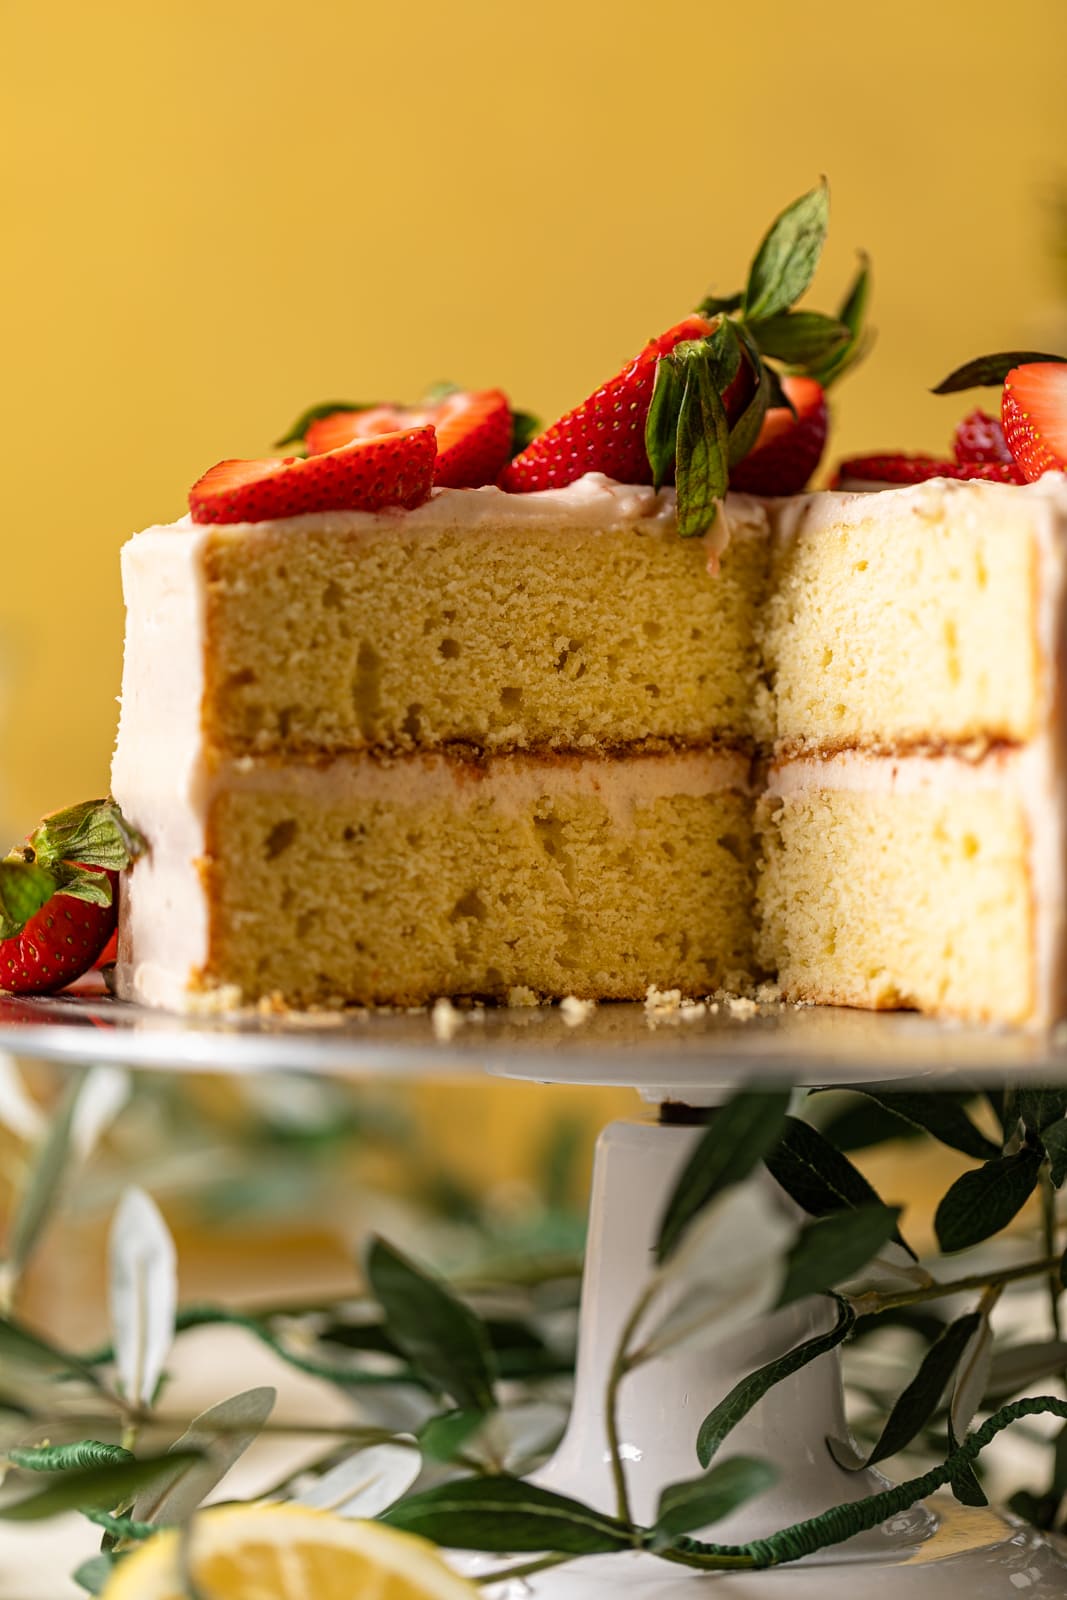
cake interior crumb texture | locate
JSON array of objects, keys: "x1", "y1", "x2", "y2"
[
  {"x1": 112, "y1": 477, "x2": 1067, "y2": 1022},
  {"x1": 201, "y1": 516, "x2": 771, "y2": 753},
  {"x1": 203, "y1": 769, "x2": 756, "y2": 1006},
  {"x1": 757, "y1": 785, "x2": 1034, "y2": 1022}
]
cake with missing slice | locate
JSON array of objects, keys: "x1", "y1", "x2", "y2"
[{"x1": 108, "y1": 186, "x2": 1067, "y2": 1024}]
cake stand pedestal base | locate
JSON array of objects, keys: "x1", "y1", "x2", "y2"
[{"x1": 464, "y1": 1116, "x2": 1067, "y2": 1596}]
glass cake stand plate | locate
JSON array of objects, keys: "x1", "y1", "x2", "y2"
[
  {"x1": 4, "y1": 985, "x2": 1067, "y2": 1595},
  {"x1": 3, "y1": 983, "x2": 1067, "y2": 1090}
]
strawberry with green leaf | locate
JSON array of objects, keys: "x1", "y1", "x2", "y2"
[
  {"x1": 503, "y1": 181, "x2": 871, "y2": 532},
  {"x1": 0, "y1": 800, "x2": 145, "y2": 996}
]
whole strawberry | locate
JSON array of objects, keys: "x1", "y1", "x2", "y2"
[
  {"x1": 500, "y1": 315, "x2": 716, "y2": 493},
  {"x1": 501, "y1": 182, "x2": 870, "y2": 536},
  {"x1": 0, "y1": 799, "x2": 144, "y2": 996}
]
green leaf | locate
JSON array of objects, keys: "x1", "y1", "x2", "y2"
[
  {"x1": 73, "y1": 1554, "x2": 119, "y2": 1594},
  {"x1": 652, "y1": 1455, "x2": 777, "y2": 1546},
  {"x1": 129, "y1": 1386, "x2": 276, "y2": 1526},
  {"x1": 7, "y1": 1073, "x2": 84, "y2": 1284},
  {"x1": 1042, "y1": 1118, "x2": 1067, "y2": 1187},
  {"x1": 0, "y1": 1451, "x2": 201, "y2": 1521},
  {"x1": 418, "y1": 1408, "x2": 486, "y2": 1463},
  {"x1": 747, "y1": 312, "x2": 850, "y2": 367},
  {"x1": 847, "y1": 1089, "x2": 1000, "y2": 1162},
  {"x1": 674, "y1": 353, "x2": 729, "y2": 539},
  {"x1": 777, "y1": 1204, "x2": 901, "y2": 1307},
  {"x1": 382, "y1": 1475, "x2": 633, "y2": 1553},
  {"x1": 0, "y1": 1316, "x2": 107, "y2": 1391},
  {"x1": 655, "y1": 1088, "x2": 791, "y2": 1263},
  {"x1": 30, "y1": 798, "x2": 145, "y2": 874},
  {"x1": 931, "y1": 351, "x2": 1067, "y2": 394},
  {"x1": 0, "y1": 858, "x2": 57, "y2": 941},
  {"x1": 273, "y1": 401, "x2": 378, "y2": 449},
  {"x1": 863, "y1": 1312, "x2": 982, "y2": 1467},
  {"x1": 947, "y1": 1418, "x2": 988, "y2": 1506},
  {"x1": 8, "y1": 1442, "x2": 133, "y2": 1472},
  {"x1": 726, "y1": 323, "x2": 771, "y2": 468},
  {"x1": 743, "y1": 180, "x2": 830, "y2": 322},
  {"x1": 934, "y1": 1149, "x2": 1043, "y2": 1253},
  {"x1": 701, "y1": 318, "x2": 743, "y2": 394},
  {"x1": 697, "y1": 1298, "x2": 854, "y2": 1468},
  {"x1": 53, "y1": 869, "x2": 114, "y2": 908},
  {"x1": 509, "y1": 409, "x2": 542, "y2": 458},
  {"x1": 764, "y1": 1116, "x2": 915, "y2": 1258},
  {"x1": 366, "y1": 1237, "x2": 496, "y2": 1412},
  {"x1": 1016, "y1": 1088, "x2": 1067, "y2": 1135},
  {"x1": 696, "y1": 291, "x2": 743, "y2": 317},
  {"x1": 811, "y1": 252, "x2": 873, "y2": 388},
  {"x1": 644, "y1": 356, "x2": 686, "y2": 490}
]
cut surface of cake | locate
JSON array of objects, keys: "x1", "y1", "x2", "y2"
[
  {"x1": 112, "y1": 478, "x2": 764, "y2": 1011},
  {"x1": 112, "y1": 468, "x2": 1067, "y2": 1025}
]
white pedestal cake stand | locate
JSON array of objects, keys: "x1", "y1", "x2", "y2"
[{"x1": 3, "y1": 987, "x2": 1067, "y2": 1595}]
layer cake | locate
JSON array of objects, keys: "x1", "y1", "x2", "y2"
[{"x1": 112, "y1": 470, "x2": 1067, "y2": 1024}]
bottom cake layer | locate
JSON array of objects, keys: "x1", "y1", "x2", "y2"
[
  {"x1": 756, "y1": 750, "x2": 1055, "y2": 1025},
  {"x1": 115, "y1": 748, "x2": 759, "y2": 1009}
]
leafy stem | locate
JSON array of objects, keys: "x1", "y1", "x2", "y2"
[
  {"x1": 605, "y1": 1279, "x2": 660, "y2": 1525},
  {"x1": 847, "y1": 1251, "x2": 1063, "y2": 1317}
]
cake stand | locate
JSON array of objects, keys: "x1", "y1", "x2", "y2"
[{"x1": 3, "y1": 987, "x2": 1067, "y2": 1596}]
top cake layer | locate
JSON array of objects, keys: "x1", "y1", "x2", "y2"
[
  {"x1": 761, "y1": 474, "x2": 1067, "y2": 752},
  {"x1": 121, "y1": 475, "x2": 772, "y2": 757}
]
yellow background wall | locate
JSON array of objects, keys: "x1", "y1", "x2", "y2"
[{"x1": 3, "y1": 0, "x2": 1066, "y2": 829}]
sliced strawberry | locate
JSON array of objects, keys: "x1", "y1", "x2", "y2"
[
  {"x1": 306, "y1": 391, "x2": 513, "y2": 490},
  {"x1": 952, "y1": 408, "x2": 1014, "y2": 466},
  {"x1": 0, "y1": 799, "x2": 144, "y2": 997},
  {"x1": 831, "y1": 454, "x2": 1025, "y2": 489},
  {"x1": 729, "y1": 376, "x2": 828, "y2": 495},
  {"x1": 189, "y1": 427, "x2": 436, "y2": 524},
  {"x1": 500, "y1": 315, "x2": 715, "y2": 492},
  {"x1": 1001, "y1": 363, "x2": 1067, "y2": 482}
]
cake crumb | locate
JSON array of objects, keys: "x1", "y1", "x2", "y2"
[
  {"x1": 431, "y1": 996, "x2": 463, "y2": 1040},
  {"x1": 645, "y1": 985, "x2": 682, "y2": 1015},
  {"x1": 560, "y1": 995, "x2": 597, "y2": 1027},
  {"x1": 185, "y1": 983, "x2": 244, "y2": 1016},
  {"x1": 726, "y1": 995, "x2": 759, "y2": 1020},
  {"x1": 755, "y1": 981, "x2": 782, "y2": 1005},
  {"x1": 679, "y1": 999, "x2": 707, "y2": 1021},
  {"x1": 507, "y1": 986, "x2": 541, "y2": 1008}
]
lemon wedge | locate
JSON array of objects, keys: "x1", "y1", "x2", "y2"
[{"x1": 101, "y1": 1503, "x2": 479, "y2": 1600}]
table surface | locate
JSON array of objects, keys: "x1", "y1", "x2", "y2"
[{"x1": 3, "y1": 984, "x2": 1067, "y2": 1091}]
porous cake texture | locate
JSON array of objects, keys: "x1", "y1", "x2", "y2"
[
  {"x1": 113, "y1": 476, "x2": 765, "y2": 1011},
  {"x1": 113, "y1": 471, "x2": 1067, "y2": 1023},
  {"x1": 757, "y1": 754, "x2": 1037, "y2": 1022},
  {"x1": 204, "y1": 752, "x2": 756, "y2": 1007},
  {"x1": 200, "y1": 491, "x2": 771, "y2": 754}
]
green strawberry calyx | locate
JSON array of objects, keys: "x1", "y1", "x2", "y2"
[
  {"x1": 0, "y1": 798, "x2": 146, "y2": 942},
  {"x1": 654, "y1": 180, "x2": 872, "y2": 537}
]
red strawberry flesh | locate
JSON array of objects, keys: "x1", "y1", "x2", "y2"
[
  {"x1": 1001, "y1": 364, "x2": 1067, "y2": 482},
  {"x1": 189, "y1": 427, "x2": 436, "y2": 524},
  {"x1": 831, "y1": 454, "x2": 1024, "y2": 488},
  {"x1": 307, "y1": 390, "x2": 513, "y2": 489},
  {"x1": 729, "y1": 376, "x2": 828, "y2": 495},
  {"x1": 500, "y1": 315, "x2": 716, "y2": 492}
]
